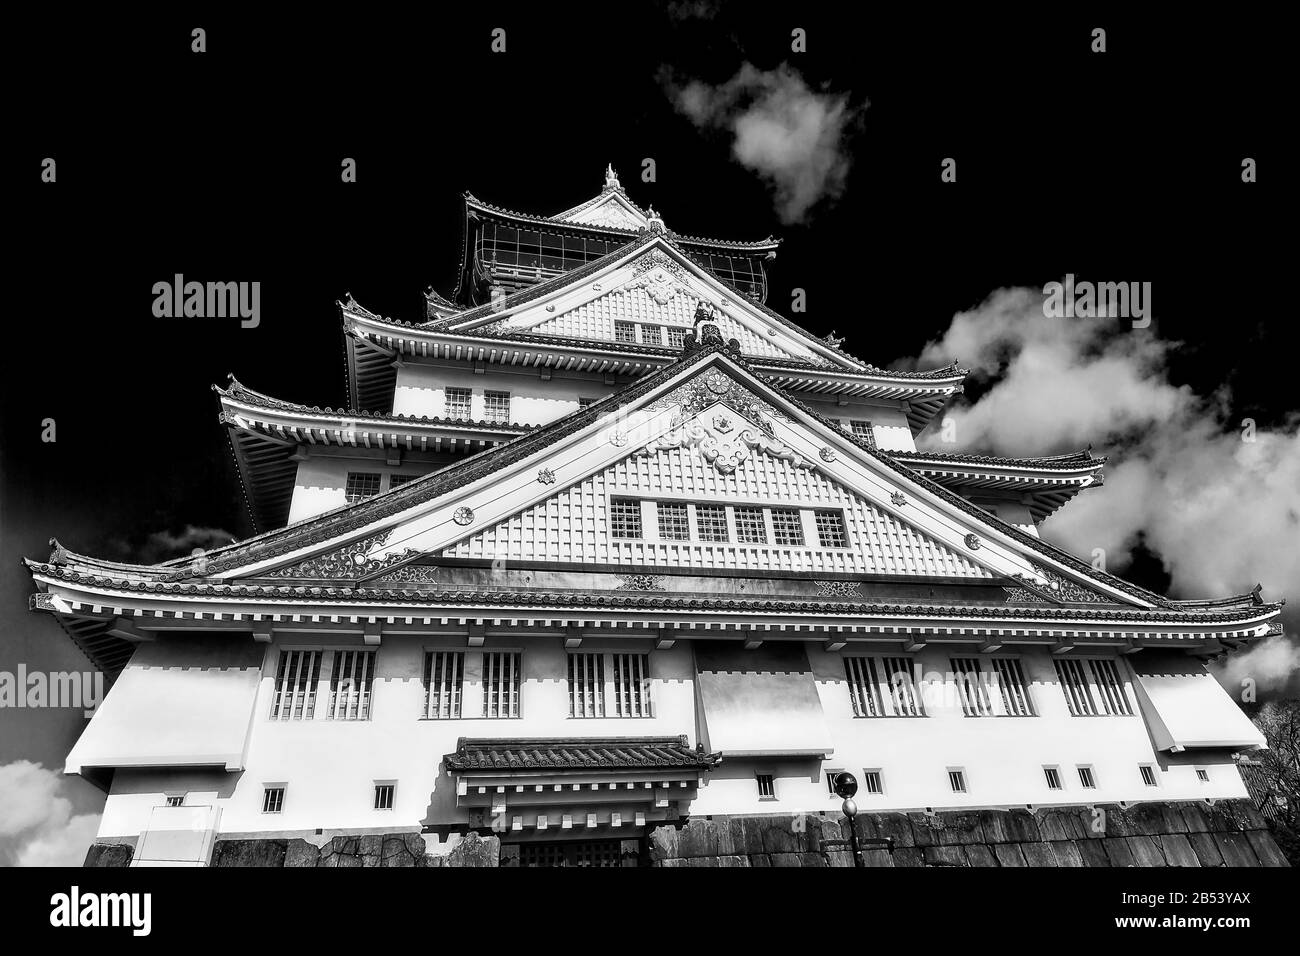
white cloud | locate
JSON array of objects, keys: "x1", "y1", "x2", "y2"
[
  {"x1": 904, "y1": 286, "x2": 1300, "y2": 693},
  {"x1": 668, "y1": 63, "x2": 860, "y2": 224},
  {"x1": 0, "y1": 761, "x2": 101, "y2": 867}
]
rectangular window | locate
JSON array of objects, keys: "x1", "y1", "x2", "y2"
[
  {"x1": 1196, "y1": 768, "x2": 1210, "y2": 783},
  {"x1": 844, "y1": 657, "x2": 885, "y2": 717},
  {"x1": 614, "y1": 320, "x2": 637, "y2": 344},
  {"x1": 388, "y1": 474, "x2": 419, "y2": 489},
  {"x1": 271, "y1": 650, "x2": 321, "y2": 720},
  {"x1": 1044, "y1": 766, "x2": 1063, "y2": 790},
  {"x1": 667, "y1": 327, "x2": 686, "y2": 348},
  {"x1": 609, "y1": 497, "x2": 642, "y2": 539},
  {"x1": 344, "y1": 471, "x2": 382, "y2": 503},
  {"x1": 825, "y1": 769, "x2": 846, "y2": 795},
  {"x1": 1055, "y1": 658, "x2": 1099, "y2": 716},
  {"x1": 814, "y1": 510, "x2": 848, "y2": 548},
  {"x1": 1078, "y1": 766, "x2": 1097, "y2": 789},
  {"x1": 948, "y1": 769, "x2": 967, "y2": 794},
  {"x1": 444, "y1": 387, "x2": 472, "y2": 421},
  {"x1": 1089, "y1": 659, "x2": 1133, "y2": 716},
  {"x1": 262, "y1": 787, "x2": 285, "y2": 814},
  {"x1": 578, "y1": 397, "x2": 597, "y2": 409},
  {"x1": 756, "y1": 774, "x2": 776, "y2": 800},
  {"x1": 1140, "y1": 765, "x2": 1158, "y2": 787},
  {"x1": 612, "y1": 653, "x2": 651, "y2": 718},
  {"x1": 734, "y1": 506, "x2": 767, "y2": 544},
  {"x1": 850, "y1": 420, "x2": 874, "y2": 438},
  {"x1": 374, "y1": 784, "x2": 395, "y2": 811},
  {"x1": 483, "y1": 390, "x2": 511, "y2": 423},
  {"x1": 951, "y1": 657, "x2": 993, "y2": 717},
  {"x1": 771, "y1": 508, "x2": 804, "y2": 546},
  {"x1": 640, "y1": 325, "x2": 664, "y2": 347},
  {"x1": 165, "y1": 795, "x2": 185, "y2": 808},
  {"x1": 656, "y1": 501, "x2": 690, "y2": 541},
  {"x1": 862, "y1": 770, "x2": 884, "y2": 795},
  {"x1": 882, "y1": 657, "x2": 924, "y2": 716},
  {"x1": 423, "y1": 650, "x2": 464, "y2": 719},
  {"x1": 992, "y1": 658, "x2": 1033, "y2": 716},
  {"x1": 568, "y1": 653, "x2": 605, "y2": 718},
  {"x1": 482, "y1": 652, "x2": 521, "y2": 718},
  {"x1": 327, "y1": 650, "x2": 376, "y2": 720},
  {"x1": 695, "y1": 504, "x2": 729, "y2": 542}
]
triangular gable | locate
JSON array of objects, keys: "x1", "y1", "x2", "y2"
[
  {"x1": 225, "y1": 350, "x2": 1140, "y2": 607},
  {"x1": 463, "y1": 241, "x2": 845, "y2": 367},
  {"x1": 557, "y1": 191, "x2": 648, "y2": 230}
]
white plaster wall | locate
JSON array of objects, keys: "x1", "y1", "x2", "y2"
[
  {"x1": 287, "y1": 453, "x2": 427, "y2": 525},
  {"x1": 803, "y1": 401, "x2": 915, "y2": 453},
  {"x1": 393, "y1": 362, "x2": 619, "y2": 425}
]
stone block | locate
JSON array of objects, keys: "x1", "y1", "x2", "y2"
[
  {"x1": 447, "y1": 831, "x2": 499, "y2": 867},
  {"x1": 1179, "y1": 802, "x2": 1211, "y2": 833},
  {"x1": 647, "y1": 824, "x2": 679, "y2": 861},
  {"x1": 870, "y1": 812, "x2": 915, "y2": 848},
  {"x1": 992, "y1": 843, "x2": 1027, "y2": 867},
  {"x1": 1047, "y1": 841, "x2": 1084, "y2": 867},
  {"x1": 921, "y1": 845, "x2": 968, "y2": 867},
  {"x1": 933, "y1": 810, "x2": 985, "y2": 846},
  {"x1": 908, "y1": 812, "x2": 939, "y2": 847},
  {"x1": 861, "y1": 848, "x2": 895, "y2": 867},
  {"x1": 212, "y1": 839, "x2": 287, "y2": 867},
  {"x1": 498, "y1": 843, "x2": 521, "y2": 868},
  {"x1": 891, "y1": 847, "x2": 926, "y2": 867},
  {"x1": 1245, "y1": 830, "x2": 1290, "y2": 867},
  {"x1": 1100, "y1": 837, "x2": 1135, "y2": 867},
  {"x1": 676, "y1": 818, "x2": 721, "y2": 858},
  {"x1": 284, "y1": 839, "x2": 320, "y2": 867},
  {"x1": 767, "y1": 852, "x2": 804, "y2": 867},
  {"x1": 1213, "y1": 831, "x2": 1259, "y2": 867},
  {"x1": 716, "y1": 854, "x2": 751, "y2": 867},
  {"x1": 1125, "y1": 835, "x2": 1167, "y2": 867},
  {"x1": 963, "y1": 844, "x2": 998, "y2": 867},
  {"x1": 1037, "y1": 808, "x2": 1088, "y2": 842},
  {"x1": 1187, "y1": 831, "x2": 1226, "y2": 866},
  {"x1": 84, "y1": 843, "x2": 134, "y2": 868},
  {"x1": 1019, "y1": 842, "x2": 1058, "y2": 867},
  {"x1": 1076, "y1": 839, "x2": 1112, "y2": 867},
  {"x1": 1156, "y1": 834, "x2": 1200, "y2": 867}
]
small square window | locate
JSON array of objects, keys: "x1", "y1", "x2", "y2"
[
  {"x1": 262, "y1": 787, "x2": 285, "y2": 814},
  {"x1": 610, "y1": 498, "x2": 642, "y2": 539},
  {"x1": 695, "y1": 504, "x2": 728, "y2": 542},
  {"x1": 388, "y1": 474, "x2": 419, "y2": 489},
  {"x1": 1196, "y1": 768, "x2": 1210, "y2": 783},
  {"x1": 483, "y1": 390, "x2": 511, "y2": 423},
  {"x1": 771, "y1": 508, "x2": 804, "y2": 546},
  {"x1": 814, "y1": 510, "x2": 848, "y2": 548},
  {"x1": 640, "y1": 325, "x2": 664, "y2": 347},
  {"x1": 825, "y1": 769, "x2": 846, "y2": 795},
  {"x1": 374, "y1": 784, "x2": 395, "y2": 810},
  {"x1": 614, "y1": 321, "x2": 637, "y2": 344},
  {"x1": 345, "y1": 472, "x2": 381, "y2": 503},
  {"x1": 165, "y1": 794, "x2": 185, "y2": 808},
  {"x1": 657, "y1": 502, "x2": 690, "y2": 540},
  {"x1": 948, "y1": 769, "x2": 967, "y2": 794},
  {"x1": 667, "y1": 327, "x2": 686, "y2": 348},
  {"x1": 1044, "y1": 766, "x2": 1063, "y2": 791},
  {"x1": 1139, "y1": 765, "x2": 1158, "y2": 787},
  {"x1": 756, "y1": 774, "x2": 776, "y2": 800},
  {"x1": 1077, "y1": 766, "x2": 1096, "y2": 789},
  {"x1": 734, "y1": 506, "x2": 767, "y2": 544},
  {"x1": 444, "y1": 387, "x2": 472, "y2": 421},
  {"x1": 862, "y1": 770, "x2": 883, "y2": 795}
]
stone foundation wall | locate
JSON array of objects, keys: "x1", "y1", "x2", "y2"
[
  {"x1": 83, "y1": 831, "x2": 500, "y2": 867},
  {"x1": 648, "y1": 800, "x2": 1290, "y2": 867}
]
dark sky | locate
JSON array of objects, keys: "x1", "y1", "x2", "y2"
[{"x1": 1, "y1": 7, "x2": 1285, "y2": 812}]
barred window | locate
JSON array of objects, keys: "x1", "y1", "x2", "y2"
[
  {"x1": 271, "y1": 650, "x2": 321, "y2": 720},
  {"x1": 948, "y1": 769, "x2": 967, "y2": 793},
  {"x1": 388, "y1": 474, "x2": 419, "y2": 489},
  {"x1": 667, "y1": 326, "x2": 687, "y2": 348},
  {"x1": 165, "y1": 794, "x2": 186, "y2": 807},
  {"x1": 327, "y1": 650, "x2": 376, "y2": 720},
  {"x1": 1044, "y1": 766, "x2": 1063, "y2": 790},
  {"x1": 845, "y1": 657, "x2": 885, "y2": 717},
  {"x1": 609, "y1": 498, "x2": 642, "y2": 539},
  {"x1": 1078, "y1": 766, "x2": 1097, "y2": 789},
  {"x1": 614, "y1": 320, "x2": 637, "y2": 344},
  {"x1": 1055, "y1": 658, "x2": 1099, "y2": 716},
  {"x1": 612, "y1": 653, "x2": 651, "y2": 717},
  {"x1": 862, "y1": 770, "x2": 884, "y2": 795},
  {"x1": 883, "y1": 656, "x2": 924, "y2": 716},
  {"x1": 771, "y1": 508, "x2": 804, "y2": 546},
  {"x1": 657, "y1": 502, "x2": 690, "y2": 540},
  {"x1": 262, "y1": 787, "x2": 285, "y2": 814},
  {"x1": 568, "y1": 653, "x2": 605, "y2": 717},
  {"x1": 814, "y1": 510, "x2": 847, "y2": 548},
  {"x1": 482, "y1": 652, "x2": 521, "y2": 718},
  {"x1": 373, "y1": 784, "x2": 395, "y2": 810},
  {"x1": 444, "y1": 387, "x2": 471, "y2": 421},
  {"x1": 734, "y1": 506, "x2": 767, "y2": 544},
  {"x1": 991, "y1": 658, "x2": 1033, "y2": 716},
  {"x1": 640, "y1": 325, "x2": 664, "y2": 346},
  {"x1": 756, "y1": 774, "x2": 776, "y2": 799},
  {"x1": 1196, "y1": 768, "x2": 1210, "y2": 783},
  {"x1": 345, "y1": 472, "x2": 381, "y2": 503},
  {"x1": 423, "y1": 650, "x2": 464, "y2": 719},
  {"x1": 483, "y1": 390, "x2": 511, "y2": 423},
  {"x1": 850, "y1": 420, "x2": 874, "y2": 439},
  {"x1": 1089, "y1": 659, "x2": 1133, "y2": 716},
  {"x1": 1139, "y1": 765, "x2": 1157, "y2": 787},
  {"x1": 950, "y1": 657, "x2": 993, "y2": 717},
  {"x1": 695, "y1": 504, "x2": 728, "y2": 542}
]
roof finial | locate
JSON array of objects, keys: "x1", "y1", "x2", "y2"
[
  {"x1": 604, "y1": 163, "x2": 621, "y2": 190},
  {"x1": 646, "y1": 205, "x2": 665, "y2": 233}
]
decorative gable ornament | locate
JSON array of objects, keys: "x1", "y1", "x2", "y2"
[
  {"x1": 263, "y1": 529, "x2": 416, "y2": 579},
  {"x1": 637, "y1": 404, "x2": 811, "y2": 476},
  {"x1": 1008, "y1": 563, "x2": 1111, "y2": 604}
]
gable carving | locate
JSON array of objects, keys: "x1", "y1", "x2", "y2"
[{"x1": 637, "y1": 416, "x2": 811, "y2": 475}]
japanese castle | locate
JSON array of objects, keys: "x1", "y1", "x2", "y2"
[{"x1": 27, "y1": 166, "x2": 1283, "y2": 867}]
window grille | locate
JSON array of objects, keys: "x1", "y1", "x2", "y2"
[
  {"x1": 825, "y1": 770, "x2": 846, "y2": 794},
  {"x1": 771, "y1": 508, "x2": 804, "y2": 546},
  {"x1": 656, "y1": 502, "x2": 690, "y2": 540},
  {"x1": 373, "y1": 784, "x2": 394, "y2": 810},
  {"x1": 1089, "y1": 659, "x2": 1132, "y2": 715},
  {"x1": 271, "y1": 650, "x2": 321, "y2": 720},
  {"x1": 844, "y1": 657, "x2": 884, "y2": 717},
  {"x1": 850, "y1": 420, "x2": 877, "y2": 449},
  {"x1": 756, "y1": 774, "x2": 776, "y2": 799},
  {"x1": 734, "y1": 506, "x2": 767, "y2": 544},
  {"x1": 609, "y1": 498, "x2": 642, "y2": 539},
  {"x1": 992, "y1": 658, "x2": 1033, "y2": 716},
  {"x1": 423, "y1": 651, "x2": 464, "y2": 719},
  {"x1": 444, "y1": 387, "x2": 471, "y2": 421},
  {"x1": 862, "y1": 771, "x2": 883, "y2": 795},
  {"x1": 1055, "y1": 658, "x2": 1099, "y2": 716},
  {"x1": 482, "y1": 652, "x2": 521, "y2": 718},
  {"x1": 1078, "y1": 766, "x2": 1096, "y2": 789},
  {"x1": 328, "y1": 650, "x2": 376, "y2": 720},
  {"x1": 640, "y1": 325, "x2": 664, "y2": 346},
  {"x1": 1196, "y1": 768, "x2": 1210, "y2": 783},
  {"x1": 568, "y1": 653, "x2": 605, "y2": 718},
  {"x1": 814, "y1": 510, "x2": 848, "y2": 548},
  {"x1": 165, "y1": 795, "x2": 185, "y2": 807},
  {"x1": 344, "y1": 472, "x2": 381, "y2": 503},
  {"x1": 951, "y1": 657, "x2": 993, "y2": 717},
  {"x1": 612, "y1": 653, "x2": 651, "y2": 717},
  {"x1": 948, "y1": 770, "x2": 967, "y2": 793},
  {"x1": 483, "y1": 390, "x2": 511, "y2": 423},
  {"x1": 1044, "y1": 767, "x2": 1063, "y2": 790},
  {"x1": 1140, "y1": 765, "x2": 1157, "y2": 787},
  {"x1": 388, "y1": 474, "x2": 419, "y2": 488},
  {"x1": 667, "y1": 327, "x2": 686, "y2": 348},
  {"x1": 883, "y1": 657, "x2": 924, "y2": 716},
  {"x1": 695, "y1": 504, "x2": 728, "y2": 542},
  {"x1": 614, "y1": 321, "x2": 636, "y2": 344},
  {"x1": 262, "y1": 787, "x2": 285, "y2": 813}
]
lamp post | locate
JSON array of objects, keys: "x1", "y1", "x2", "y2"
[{"x1": 833, "y1": 771, "x2": 863, "y2": 868}]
